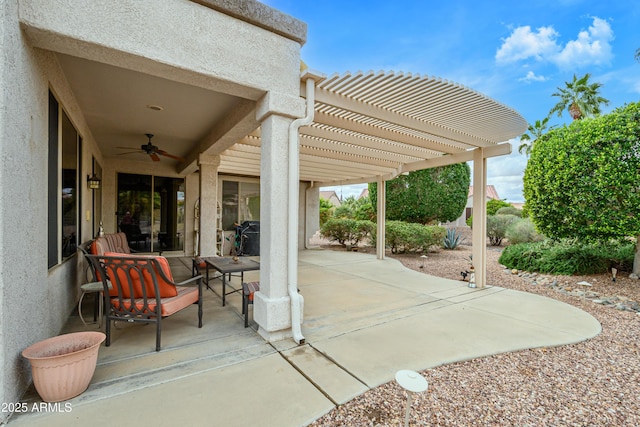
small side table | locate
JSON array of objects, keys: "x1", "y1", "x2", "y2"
[{"x1": 78, "y1": 281, "x2": 110, "y2": 328}]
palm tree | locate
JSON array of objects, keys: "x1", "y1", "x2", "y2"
[
  {"x1": 549, "y1": 73, "x2": 609, "y2": 120},
  {"x1": 518, "y1": 117, "x2": 551, "y2": 156}
]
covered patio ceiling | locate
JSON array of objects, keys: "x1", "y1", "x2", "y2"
[
  {"x1": 57, "y1": 54, "x2": 526, "y2": 180},
  {"x1": 220, "y1": 70, "x2": 528, "y2": 185}
]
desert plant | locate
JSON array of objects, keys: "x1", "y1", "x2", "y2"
[
  {"x1": 443, "y1": 228, "x2": 464, "y2": 250},
  {"x1": 499, "y1": 239, "x2": 635, "y2": 275},
  {"x1": 505, "y1": 217, "x2": 544, "y2": 244},
  {"x1": 487, "y1": 214, "x2": 518, "y2": 246},
  {"x1": 495, "y1": 206, "x2": 522, "y2": 217}
]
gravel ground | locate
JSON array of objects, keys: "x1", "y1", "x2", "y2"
[{"x1": 309, "y1": 229, "x2": 640, "y2": 426}]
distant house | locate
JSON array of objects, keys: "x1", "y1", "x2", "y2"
[
  {"x1": 320, "y1": 190, "x2": 342, "y2": 207},
  {"x1": 449, "y1": 185, "x2": 501, "y2": 227},
  {"x1": 358, "y1": 188, "x2": 369, "y2": 199}
]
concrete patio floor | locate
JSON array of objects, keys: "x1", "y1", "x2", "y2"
[{"x1": 9, "y1": 249, "x2": 601, "y2": 426}]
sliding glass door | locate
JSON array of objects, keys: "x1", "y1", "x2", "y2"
[{"x1": 117, "y1": 173, "x2": 185, "y2": 253}]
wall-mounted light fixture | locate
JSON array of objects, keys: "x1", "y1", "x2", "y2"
[{"x1": 87, "y1": 173, "x2": 101, "y2": 190}]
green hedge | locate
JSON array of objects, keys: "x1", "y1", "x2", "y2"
[
  {"x1": 371, "y1": 221, "x2": 445, "y2": 254},
  {"x1": 499, "y1": 239, "x2": 635, "y2": 275},
  {"x1": 320, "y1": 218, "x2": 374, "y2": 247}
]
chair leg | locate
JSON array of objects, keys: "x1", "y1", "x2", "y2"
[
  {"x1": 105, "y1": 316, "x2": 111, "y2": 347},
  {"x1": 93, "y1": 292, "x2": 100, "y2": 322},
  {"x1": 197, "y1": 280, "x2": 203, "y2": 328},
  {"x1": 243, "y1": 294, "x2": 249, "y2": 327},
  {"x1": 156, "y1": 317, "x2": 161, "y2": 352}
]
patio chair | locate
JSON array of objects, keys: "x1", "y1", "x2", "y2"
[
  {"x1": 78, "y1": 243, "x2": 112, "y2": 326},
  {"x1": 87, "y1": 253, "x2": 203, "y2": 351},
  {"x1": 242, "y1": 281, "x2": 260, "y2": 327}
]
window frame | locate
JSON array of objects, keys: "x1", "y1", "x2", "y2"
[
  {"x1": 48, "y1": 90, "x2": 82, "y2": 269},
  {"x1": 218, "y1": 176, "x2": 260, "y2": 231}
]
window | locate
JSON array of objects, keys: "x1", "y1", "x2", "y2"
[
  {"x1": 221, "y1": 179, "x2": 260, "y2": 231},
  {"x1": 117, "y1": 173, "x2": 185, "y2": 252},
  {"x1": 48, "y1": 91, "x2": 81, "y2": 268}
]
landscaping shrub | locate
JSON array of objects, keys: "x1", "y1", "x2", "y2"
[
  {"x1": 443, "y1": 228, "x2": 464, "y2": 250},
  {"x1": 377, "y1": 221, "x2": 445, "y2": 254},
  {"x1": 495, "y1": 206, "x2": 522, "y2": 217},
  {"x1": 320, "y1": 218, "x2": 374, "y2": 247},
  {"x1": 499, "y1": 239, "x2": 635, "y2": 275},
  {"x1": 487, "y1": 199, "x2": 512, "y2": 216},
  {"x1": 319, "y1": 198, "x2": 334, "y2": 227},
  {"x1": 487, "y1": 214, "x2": 518, "y2": 246},
  {"x1": 505, "y1": 217, "x2": 544, "y2": 244}
]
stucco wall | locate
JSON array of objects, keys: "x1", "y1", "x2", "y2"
[
  {"x1": 19, "y1": 0, "x2": 302, "y2": 101},
  {"x1": 1, "y1": 0, "x2": 306, "y2": 417},
  {"x1": 0, "y1": 2, "x2": 103, "y2": 421}
]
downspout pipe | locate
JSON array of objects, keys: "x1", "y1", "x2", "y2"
[{"x1": 288, "y1": 70, "x2": 323, "y2": 344}]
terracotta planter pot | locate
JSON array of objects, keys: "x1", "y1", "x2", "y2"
[{"x1": 22, "y1": 331, "x2": 105, "y2": 402}]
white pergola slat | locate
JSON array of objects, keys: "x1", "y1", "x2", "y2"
[{"x1": 215, "y1": 69, "x2": 526, "y2": 186}]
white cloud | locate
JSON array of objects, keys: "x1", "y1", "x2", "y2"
[
  {"x1": 469, "y1": 142, "x2": 529, "y2": 202},
  {"x1": 495, "y1": 25, "x2": 559, "y2": 63},
  {"x1": 554, "y1": 17, "x2": 614, "y2": 68},
  {"x1": 496, "y1": 17, "x2": 614, "y2": 70},
  {"x1": 518, "y1": 71, "x2": 548, "y2": 83}
]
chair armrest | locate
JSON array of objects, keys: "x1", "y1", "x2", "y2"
[
  {"x1": 174, "y1": 275, "x2": 203, "y2": 288},
  {"x1": 128, "y1": 247, "x2": 163, "y2": 256}
]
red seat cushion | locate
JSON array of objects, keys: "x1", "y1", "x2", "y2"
[
  {"x1": 103, "y1": 253, "x2": 178, "y2": 298},
  {"x1": 111, "y1": 286, "x2": 199, "y2": 317}
]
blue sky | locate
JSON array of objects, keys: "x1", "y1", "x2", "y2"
[{"x1": 262, "y1": 0, "x2": 640, "y2": 202}]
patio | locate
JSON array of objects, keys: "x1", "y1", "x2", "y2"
[{"x1": 10, "y1": 250, "x2": 600, "y2": 426}]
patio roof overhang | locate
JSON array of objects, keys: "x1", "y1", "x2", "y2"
[{"x1": 217, "y1": 70, "x2": 528, "y2": 184}]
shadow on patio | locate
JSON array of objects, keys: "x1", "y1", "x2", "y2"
[{"x1": 10, "y1": 250, "x2": 601, "y2": 426}]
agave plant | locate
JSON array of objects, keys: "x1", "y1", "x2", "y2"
[{"x1": 443, "y1": 228, "x2": 463, "y2": 250}]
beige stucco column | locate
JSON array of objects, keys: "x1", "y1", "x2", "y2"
[
  {"x1": 472, "y1": 148, "x2": 487, "y2": 288},
  {"x1": 303, "y1": 184, "x2": 320, "y2": 248},
  {"x1": 253, "y1": 91, "x2": 305, "y2": 342},
  {"x1": 376, "y1": 176, "x2": 386, "y2": 260},
  {"x1": 198, "y1": 154, "x2": 220, "y2": 257}
]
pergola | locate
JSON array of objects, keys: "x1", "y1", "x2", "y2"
[{"x1": 219, "y1": 69, "x2": 528, "y2": 288}]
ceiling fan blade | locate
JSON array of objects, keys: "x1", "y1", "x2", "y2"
[
  {"x1": 149, "y1": 153, "x2": 161, "y2": 162},
  {"x1": 157, "y1": 149, "x2": 185, "y2": 162},
  {"x1": 118, "y1": 150, "x2": 144, "y2": 156},
  {"x1": 117, "y1": 146, "x2": 141, "y2": 150}
]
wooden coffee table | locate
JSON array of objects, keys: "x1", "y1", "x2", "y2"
[{"x1": 201, "y1": 257, "x2": 260, "y2": 306}]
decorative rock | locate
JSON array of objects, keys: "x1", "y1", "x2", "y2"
[
  {"x1": 511, "y1": 268, "x2": 640, "y2": 314},
  {"x1": 629, "y1": 273, "x2": 639, "y2": 280}
]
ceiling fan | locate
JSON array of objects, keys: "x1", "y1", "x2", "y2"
[{"x1": 117, "y1": 133, "x2": 185, "y2": 162}]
